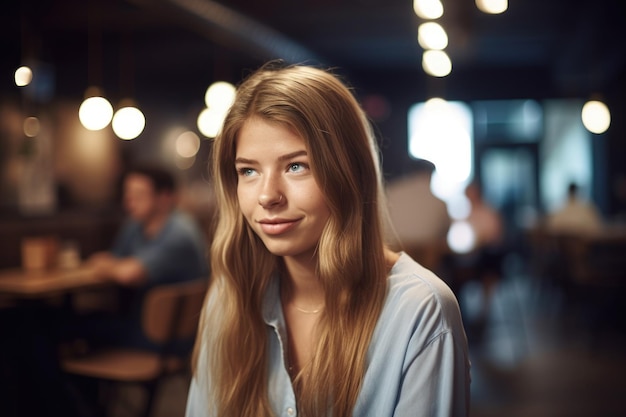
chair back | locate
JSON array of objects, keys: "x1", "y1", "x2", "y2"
[{"x1": 142, "y1": 278, "x2": 208, "y2": 345}]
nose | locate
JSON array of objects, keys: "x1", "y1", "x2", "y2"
[{"x1": 258, "y1": 175, "x2": 285, "y2": 208}]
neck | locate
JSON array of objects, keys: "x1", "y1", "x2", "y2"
[
  {"x1": 143, "y1": 210, "x2": 171, "y2": 238},
  {"x1": 280, "y1": 257, "x2": 325, "y2": 313}
]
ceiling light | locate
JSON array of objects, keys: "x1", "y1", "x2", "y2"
[
  {"x1": 422, "y1": 50, "x2": 452, "y2": 77},
  {"x1": 581, "y1": 100, "x2": 610, "y2": 134},
  {"x1": 413, "y1": 0, "x2": 444, "y2": 19},
  {"x1": 112, "y1": 103, "x2": 145, "y2": 140},
  {"x1": 205, "y1": 81, "x2": 236, "y2": 110},
  {"x1": 79, "y1": 88, "x2": 113, "y2": 131},
  {"x1": 197, "y1": 107, "x2": 227, "y2": 138},
  {"x1": 418, "y1": 22, "x2": 448, "y2": 50},
  {"x1": 476, "y1": 0, "x2": 508, "y2": 14},
  {"x1": 15, "y1": 66, "x2": 33, "y2": 87}
]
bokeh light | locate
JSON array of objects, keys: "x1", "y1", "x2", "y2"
[
  {"x1": 79, "y1": 96, "x2": 113, "y2": 131},
  {"x1": 581, "y1": 100, "x2": 610, "y2": 134},
  {"x1": 413, "y1": 0, "x2": 444, "y2": 19},
  {"x1": 476, "y1": 0, "x2": 508, "y2": 14},
  {"x1": 418, "y1": 22, "x2": 448, "y2": 50},
  {"x1": 175, "y1": 131, "x2": 201, "y2": 158},
  {"x1": 204, "y1": 81, "x2": 236, "y2": 110},
  {"x1": 23, "y1": 116, "x2": 41, "y2": 137},
  {"x1": 15, "y1": 66, "x2": 33, "y2": 87},
  {"x1": 447, "y1": 220, "x2": 476, "y2": 254},
  {"x1": 112, "y1": 106, "x2": 145, "y2": 140},
  {"x1": 422, "y1": 50, "x2": 452, "y2": 77},
  {"x1": 197, "y1": 107, "x2": 226, "y2": 138}
]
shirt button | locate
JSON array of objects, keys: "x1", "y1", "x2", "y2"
[{"x1": 287, "y1": 407, "x2": 295, "y2": 415}]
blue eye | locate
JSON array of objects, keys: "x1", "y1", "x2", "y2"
[
  {"x1": 238, "y1": 167, "x2": 256, "y2": 176},
  {"x1": 288, "y1": 163, "x2": 305, "y2": 173}
]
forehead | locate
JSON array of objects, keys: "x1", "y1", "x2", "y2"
[
  {"x1": 235, "y1": 117, "x2": 307, "y2": 156},
  {"x1": 124, "y1": 173, "x2": 154, "y2": 191}
]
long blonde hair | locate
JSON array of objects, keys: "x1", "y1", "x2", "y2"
[{"x1": 193, "y1": 63, "x2": 390, "y2": 417}]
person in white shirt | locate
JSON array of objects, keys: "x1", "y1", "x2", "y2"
[
  {"x1": 547, "y1": 182, "x2": 604, "y2": 235},
  {"x1": 385, "y1": 159, "x2": 452, "y2": 270}
]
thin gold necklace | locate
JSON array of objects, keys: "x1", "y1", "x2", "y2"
[
  {"x1": 291, "y1": 303, "x2": 324, "y2": 314},
  {"x1": 281, "y1": 275, "x2": 324, "y2": 314}
]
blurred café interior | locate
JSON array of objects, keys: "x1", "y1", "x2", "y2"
[{"x1": 1, "y1": 0, "x2": 626, "y2": 416}]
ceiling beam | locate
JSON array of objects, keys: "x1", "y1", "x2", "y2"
[{"x1": 129, "y1": 0, "x2": 322, "y2": 65}]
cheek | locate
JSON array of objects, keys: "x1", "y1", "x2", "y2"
[
  {"x1": 140, "y1": 198, "x2": 154, "y2": 211},
  {"x1": 318, "y1": 203, "x2": 332, "y2": 225},
  {"x1": 237, "y1": 186, "x2": 254, "y2": 217},
  {"x1": 304, "y1": 191, "x2": 331, "y2": 222}
]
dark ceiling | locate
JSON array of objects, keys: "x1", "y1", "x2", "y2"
[{"x1": 2, "y1": 0, "x2": 625, "y2": 111}]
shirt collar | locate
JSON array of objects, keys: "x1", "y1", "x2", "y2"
[{"x1": 262, "y1": 274, "x2": 282, "y2": 327}]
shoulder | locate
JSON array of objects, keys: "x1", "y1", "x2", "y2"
[
  {"x1": 366, "y1": 253, "x2": 467, "y2": 373},
  {"x1": 118, "y1": 218, "x2": 142, "y2": 234},
  {"x1": 168, "y1": 210, "x2": 197, "y2": 229},
  {"x1": 163, "y1": 211, "x2": 205, "y2": 239},
  {"x1": 380, "y1": 253, "x2": 464, "y2": 343},
  {"x1": 387, "y1": 253, "x2": 459, "y2": 312}
]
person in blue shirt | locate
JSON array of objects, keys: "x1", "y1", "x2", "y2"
[
  {"x1": 186, "y1": 63, "x2": 470, "y2": 417},
  {"x1": 89, "y1": 164, "x2": 208, "y2": 287},
  {"x1": 5, "y1": 165, "x2": 210, "y2": 417},
  {"x1": 75, "y1": 164, "x2": 209, "y2": 351}
]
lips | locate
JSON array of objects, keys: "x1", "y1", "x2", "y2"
[{"x1": 257, "y1": 218, "x2": 301, "y2": 235}]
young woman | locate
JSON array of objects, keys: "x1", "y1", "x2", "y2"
[{"x1": 186, "y1": 63, "x2": 470, "y2": 417}]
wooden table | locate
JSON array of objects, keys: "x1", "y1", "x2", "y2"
[
  {"x1": 0, "y1": 266, "x2": 110, "y2": 300},
  {"x1": 0, "y1": 265, "x2": 116, "y2": 415}
]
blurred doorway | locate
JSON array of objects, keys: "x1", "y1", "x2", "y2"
[{"x1": 475, "y1": 142, "x2": 539, "y2": 245}]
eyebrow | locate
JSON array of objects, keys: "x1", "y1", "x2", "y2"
[{"x1": 234, "y1": 150, "x2": 308, "y2": 165}]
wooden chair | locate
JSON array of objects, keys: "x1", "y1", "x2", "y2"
[{"x1": 61, "y1": 278, "x2": 208, "y2": 417}]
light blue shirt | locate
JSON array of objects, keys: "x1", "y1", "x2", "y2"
[
  {"x1": 112, "y1": 210, "x2": 209, "y2": 285},
  {"x1": 186, "y1": 252, "x2": 470, "y2": 416}
]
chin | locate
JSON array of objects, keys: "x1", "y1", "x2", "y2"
[
  {"x1": 261, "y1": 241, "x2": 315, "y2": 260},
  {"x1": 263, "y1": 246, "x2": 296, "y2": 257}
]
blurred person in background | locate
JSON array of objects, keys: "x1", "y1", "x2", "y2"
[
  {"x1": 465, "y1": 182, "x2": 505, "y2": 254},
  {"x1": 385, "y1": 159, "x2": 451, "y2": 271},
  {"x1": 70, "y1": 164, "x2": 210, "y2": 352},
  {"x1": 57, "y1": 164, "x2": 210, "y2": 416},
  {"x1": 546, "y1": 181, "x2": 604, "y2": 236},
  {"x1": 3, "y1": 164, "x2": 209, "y2": 417},
  {"x1": 455, "y1": 181, "x2": 506, "y2": 343}
]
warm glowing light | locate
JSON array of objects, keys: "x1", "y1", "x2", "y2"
[
  {"x1": 413, "y1": 99, "x2": 471, "y2": 183},
  {"x1": 112, "y1": 106, "x2": 145, "y2": 140},
  {"x1": 422, "y1": 50, "x2": 452, "y2": 77},
  {"x1": 198, "y1": 81, "x2": 236, "y2": 139},
  {"x1": 23, "y1": 117, "x2": 41, "y2": 137},
  {"x1": 413, "y1": 0, "x2": 444, "y2": 19},
  {"x1": 408, "y1": 99, "x2": 473, "y2": 202},
  {"x1": 476, "y1": 0, "x2": 508, "y2": 14},
  {"x1": 79, "y1": 96, "x2": 113, "y2": 131},
  {"x1": 15, "y1": 66, "x2": 33, "y2": 87},
  {"x1": 176, "y1": 155, "x2": 196, "y2": 170},
  {"x1": 418, "y1": 22, "x2": 448, "y2": 50},
  {"x1": 175, "y1": 131, "x2": 201, "y2": 158},
  {"x1": 197, "y1": 107, "x2": 227, "y2": 138},
  {"x1": 205, "y1": 81, "x2": 236, "y2": 110},
  {"x1": 581, "y1": 100, "x2": 610, "y2": 134}
]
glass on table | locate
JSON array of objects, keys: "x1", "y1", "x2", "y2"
[
  {"x1": 57, "y1": 240, "x2": 81, "y2": 270},
  {"x1": 21, "y1": 236, "x2": 59, "y2": 271}
]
